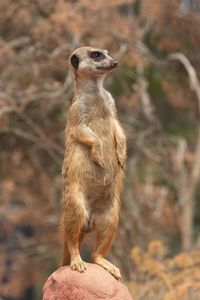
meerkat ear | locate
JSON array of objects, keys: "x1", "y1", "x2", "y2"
[{"x1": 70, "y1": 54, "x2": 79, "y2": 69}]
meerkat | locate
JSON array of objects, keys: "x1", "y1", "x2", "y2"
[{"x1": 60, "y1": 46, "x2": 126, "y2": 280}]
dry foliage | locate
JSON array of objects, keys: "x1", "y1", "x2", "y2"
[{"x1": 129, "y1": 240, "x2": 200, "y2": 300}]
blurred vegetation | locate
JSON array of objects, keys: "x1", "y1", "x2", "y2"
[
  {"x1": 1, "y1": 0, "x2": 200, "y2": 299},
  {"x1": 128, "y1": 240, "x2": 200, "y2": 299}
]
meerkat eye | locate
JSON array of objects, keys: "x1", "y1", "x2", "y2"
[
  {"x1": 89, "y1": 51, "x2": 105, "y2": 60},
  {"x1": 91, "y1": 51, "x2": 101, "y2": 58}
]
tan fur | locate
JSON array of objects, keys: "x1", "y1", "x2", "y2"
[{"x1": 60, "y1": 46, "x2": 126, "y2": 279}]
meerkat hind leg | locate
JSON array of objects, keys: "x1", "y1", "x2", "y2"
[
  {"x1": 95, "y1": 255, "x2": 121, "y2": 280},
  {"x1": 67, "y1": 228, "x2": 87, "y2": 272},
  {"x1": 62, "y1": 190, "x2": 87, "y2": 272},
  {"x1": 62, "y1": 229, "x2": 86, "y2": 272},
  {"x1": 62, "y1": 230, "x2": 86, "y2": 271},
  {"x1": 62, "y1": 234, "x2": 70, "y2": 266},
  {"x1": 68, "y1": 239, "x2": 86, "y2": 273},
  {"x1": 92, "y1": 217, "x2": 121, "y2": 280}
]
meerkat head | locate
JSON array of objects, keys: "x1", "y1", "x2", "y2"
[{"x1": 69, "y1": 46, "x2": 118, "y2": 78}]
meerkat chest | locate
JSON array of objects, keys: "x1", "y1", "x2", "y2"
[
  {"x1": 88, "y1": 103, "x2": 110, "y2": 121},
  {"x1": 88, "y1": 109, "x2": 114, "y2": 137},
  {"x1": 85, "y1": 93, "x2": 111, "y2": 120}
]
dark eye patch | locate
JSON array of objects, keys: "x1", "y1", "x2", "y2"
[
  {"x1": 88, "y1": 51, "x2": 105, "y2": 60},
  {"x1": 70, "y1": 54, "x2": 79, "y2": 69}
]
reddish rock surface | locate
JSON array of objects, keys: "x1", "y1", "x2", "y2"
[{"x1": 43, "y1": 263, "x2": 133, "y2": 300}]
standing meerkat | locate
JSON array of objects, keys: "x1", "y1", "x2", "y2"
[{"x1": 60, "y1": 46, "x2": 126, "y2": 280}]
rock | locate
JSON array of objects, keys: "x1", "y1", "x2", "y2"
[{"x1": 43, "y1": 263, "x2": 133, "y2": 300}]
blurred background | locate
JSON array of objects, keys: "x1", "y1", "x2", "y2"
[{"x1": 1, "y1": 0, "x2": 200, "y2": 299}]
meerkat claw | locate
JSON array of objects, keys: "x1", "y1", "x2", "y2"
[{"x1": 71, "y1": 258, "x2": 86, "y2": 273}]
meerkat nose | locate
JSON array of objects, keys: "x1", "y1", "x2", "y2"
[{"x1": 112, "y1": 61, "x2": 118, "y2": 67}]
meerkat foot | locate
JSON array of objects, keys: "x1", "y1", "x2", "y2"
[
  {"x1": 94, "y1": 256, "x2": 121, "y2": 280},
  {"x1": 71, "y1": 256, "x2": 86, "y2": 273}
]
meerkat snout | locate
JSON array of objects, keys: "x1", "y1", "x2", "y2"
[{"x1": 112, "y1": 61, "x2": 118, "y2": 68}]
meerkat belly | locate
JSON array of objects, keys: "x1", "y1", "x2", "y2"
[
  {"x1": 64, "y1": 118, "x2": 118, "y2": 200},
  {"x1": 89, "y1": 117, "x2": 118, "y2": 171}
]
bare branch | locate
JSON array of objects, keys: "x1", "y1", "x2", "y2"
[
  {"x1": 176, "y1": 138, "x2": 188, "y2": 205},
  {"x1": 0, "y1": 126, "x2": 62, "y2": 165},
  {"x1": 0, "y1": 105, "x2": 18, "y2": 117},
  {"x1": 168, "y1": 53, "x2": 200, "y2": 114},
  {"x1": 169, "y1": 52, "x2": 200, "y2": 250},
  {"x1": 8, "y1": 36, "x2": 31, "y2": 49},
  {"x1": 133, "y1": 66, "x2": 157, "y2": 123}
]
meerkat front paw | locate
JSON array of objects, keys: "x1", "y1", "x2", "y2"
[
  {"x1": 116, "y1": 145, "x2": 126, "y2": 168},
  {"x1": 71, "y1": 257, "x2": 87, "y2": 273},
  {"x1": 91, "y1": 140, "x2": 104, "y2": 168}
]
